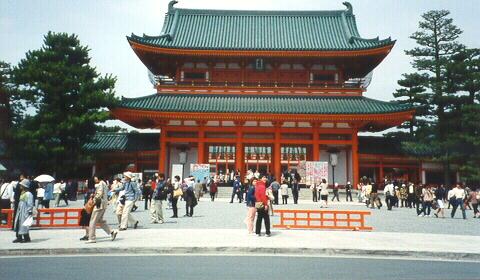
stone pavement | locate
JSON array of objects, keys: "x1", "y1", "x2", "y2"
[
  {"x1": 1, "y1": 228, "x2": 480, "y2": 261},
  {"x1": 1, "y1": 198, "x2": 478, "y2": 260}
]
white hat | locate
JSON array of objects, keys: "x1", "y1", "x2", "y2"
[
  {"x1": 123, "y1": 171, "x2": 133, "y2": 179},
  {"x1": 19, "y1": 179, "x2": 31, "y2": 189},
  {"x1": 334, "y1": 182, "x2": 339, "y2": 187}
]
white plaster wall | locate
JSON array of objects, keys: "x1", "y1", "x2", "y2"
[
  {"x1": 169, "y1": 146, "x2": 198, "y2": 179},
  {"x1": 320, "y1": 150, "x2": 347, "y2": 185}
]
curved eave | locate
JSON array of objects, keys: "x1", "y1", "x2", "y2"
[
  {"x1": 127, "y1": 38, "x2": 395, "y2": 58},
  {"x1": 110, "y1": 107, "x2": 414, "y2": 132}
]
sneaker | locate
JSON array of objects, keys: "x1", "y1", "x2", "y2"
[
  {"x1": 111, "y1": 230, "x2": 118, "y2": 241},
  {"x1": 133, "y1": 221, "x2": 139, "y2": 229},
  {"x1": 418, "y1": 214, "x2": 424, "y2": 217},
  {"x1": 119, "y1": 228, "x2": 127, "y2": 231},
  {"x1": 256, "y1": 234, "x2": 261, "y2": 237},
  {"x1": 85, "y1": 240, "x2": 96, "y2": 243},
  {"x1": 79, "y1": 236, "x2": 88, "y2": 241},
  {"x1": 266, "y1": 233, "x2": 271, "y2": 237}
]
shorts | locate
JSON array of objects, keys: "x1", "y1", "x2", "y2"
[
  {"x1": 321, "y1": 195, "x2": 328, "y2": 201},
  {"x1": 437, "y1": 200, "x2": 444, "y2": 209}
]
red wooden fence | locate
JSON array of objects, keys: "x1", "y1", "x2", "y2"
[
  {"x1": 1, "y1": 208, "x2": 83, "y2": 229},
  {"x1": 273, "y1": 209, "x2": 373, "y2": 231}
]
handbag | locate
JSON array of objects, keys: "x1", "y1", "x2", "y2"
[
  {"x1": 22, "y1": 216, "x2": 33, "y2": 227},
  {"x1": 85, "y1": 198, "x2": 95, "y2": 214},
  {"x1": 173, "y1": 188, "x2": 183, "y2": 198},
  {"x1": 255, "y1": 202, "x2": 264, "y2": 209}
]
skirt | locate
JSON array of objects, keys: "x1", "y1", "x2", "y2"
[{"x1": 79, "y1": 209, "x2": 91, "y2": 227}]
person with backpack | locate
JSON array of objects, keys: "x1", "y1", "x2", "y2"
[
  {"x1": 115, "y1": 172, "x2": 140, "y2": 230},
  {"x1": 150, "y1": 174, "x2": 167, "y2": 224}
]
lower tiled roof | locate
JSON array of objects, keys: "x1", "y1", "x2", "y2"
[
  {"x1": 84, "y1": 133, "x2": 159, "y2": 152},
  {"x1": 118, "y1": 94, "x2": 412, "y2": 115}
]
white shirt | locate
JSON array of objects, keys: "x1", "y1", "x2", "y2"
[
  {"x1": 1, "y1": 182, "x2": 13, "y2": 200},
  {"x1": 37, "y1": 187, "x2": 45, "y2": 198},
  {"x1": 452, "y1": 188, "x2": 466, "y2": 199},
  {"x1": 53, "y1": 183, "x2": 63, "y2": 194},
  {"x1": 384, "y1": 184, "x2": 395, "y2": 196},
  {"x1": 280, "y1": 184, "x2": 289, "y2": 196}
]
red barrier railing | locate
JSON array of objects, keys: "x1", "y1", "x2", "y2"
[
  {"x1": 0, "y1": 208, "x2": 83, "y2": 229},
  {"x1": 273, "y1": 209, "x2": 373, "y2": 231},
  {"x1": 0, "y1": 209, "x2": 14, "y2": 229}
]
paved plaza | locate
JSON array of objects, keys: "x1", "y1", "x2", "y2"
[{"x1": 1, "y1": 190, "x2": 479, "y2": 261}]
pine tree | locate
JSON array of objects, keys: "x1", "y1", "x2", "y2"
[
  {"x1": 11, "y1": 32, "x2": 118, "y2": 177},
  {"x1": 399, "y1": 10, "x2": 463, "y2": 184}
]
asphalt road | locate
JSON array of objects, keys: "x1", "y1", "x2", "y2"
[{"x1": 1, "y1": 255, "x2": 478, "y2": 280}]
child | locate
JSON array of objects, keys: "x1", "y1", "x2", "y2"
[{"x1": 79, "y1": 194, "x2": 94, "y2": 240}]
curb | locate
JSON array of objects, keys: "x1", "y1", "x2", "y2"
[{"x1": 1, "y1": 247, "x2": 479, "y2": 261}]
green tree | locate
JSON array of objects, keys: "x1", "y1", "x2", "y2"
[
  {"x1": 392, "y1": 73, "x2": 429, "y2": 136},
  {"x1": 443, "y1": 48, "x2": 480, "y2": 184},
  {"x1": 398, "y1": 10, "x2": 463, "y2": 184},
  {"x1": 12, "y1": 32, "x2": 118, "y2": 177}
]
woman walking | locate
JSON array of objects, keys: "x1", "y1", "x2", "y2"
[
  {"x1": 13, "y1": 179, "x2": 34, "y2": 243},
  {"x1": 244, "y1": 178, "x2": 257, "y2": 234},
  {"x1": 170, "y1": 176, "x2": 181, "y2": 218},
  {"x1": 86, "y1": 176, "x2": 117, "y2": 243},
  {"x1": 280, "y1": 180, "x2": 289, "y2": 204},
  {"x1": 319, "y1": 179, "x2": 329, "y2": 208}
]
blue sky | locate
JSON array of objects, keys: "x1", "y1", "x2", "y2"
[{"x1": 1, "y1": 0, "x2": 479, "y2": 131}]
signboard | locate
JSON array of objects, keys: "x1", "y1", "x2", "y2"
[
  {"x1": 296, "y1": 161, "x2": 306, "y2": 184},
  {"x1": 171, "y1": 164, "x2": 184, "y2": 182},
  {"x1": 305, "y1": 161, "x2": 328, "y2": 186},
  {"x1": 190, "y1": 164, "x2": 210, "y2": 183}
]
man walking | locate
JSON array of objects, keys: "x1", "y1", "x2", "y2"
[
  {"x1": 269, "y1": 178, "x2": 280, "y2": 205},
  {"x1": 116, "y1": 172, "x2": 140, "y2": 230},
  {"x1": 345, "y1": 181, "x2": 353, "y2": 202},
  {"x1": 291, "y1": 179, "x2": 300, "y2": 204},
  {"x1": 255, "y1": 176, "x2": 271, "y2": 237},
  {"x1": 230, "y1": 176, "x2": 242, "y2": 203},
  {"x1": 450, "y1": 184, "x2": 467, "y2": 219},
  {"x1": 150, "y1": 174, "x2": 166, "y2": 224},
  {"x1": 384, "y1": 181, "x2": 395, "y2": 211},
  {"x1": 87, "y1": 176, "x2": 117, "y2": 243},
  {"x1": 331, "y1": 182, "x2": 340, "y2": 202}
]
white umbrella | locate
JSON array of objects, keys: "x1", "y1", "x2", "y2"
[{"x1": 34, "y1": 174, "x2": 55, "y2": 183}]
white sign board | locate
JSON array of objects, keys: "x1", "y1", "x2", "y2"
[
  {"x1": 171, "y1": 164, "x2": 184, "y2": 182},
  {"x1": 305, "y1": 161, "x2": 329, "y2": 186}
]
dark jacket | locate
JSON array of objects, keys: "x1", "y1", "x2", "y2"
[{"x1": 246, "y1": 185, "x2": 256, "y2": 207}]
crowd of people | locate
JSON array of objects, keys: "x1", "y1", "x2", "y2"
[
  {"x1": 358, "y1": 178, "x2": 478, "y2": 219},
  {"x1": 1, "y1": 170, "x2": 478, "y2": 243}
]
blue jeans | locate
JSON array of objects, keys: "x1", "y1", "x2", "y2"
[{"x1": 451, "y1": 198, "x2": 466, "y2": 219}]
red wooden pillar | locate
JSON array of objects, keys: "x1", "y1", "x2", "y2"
[
  {"x1": 274, "y1": 122, "x2": 282, "y2": 180},
  {"x1": 198, "y1": 123, "x2": 205, "y2": 164},
  {"x1": 352, "y1": 130, "x2": 359, "y2": 189},
  {"x1": 159, "y1": 126, "x2": 167, "y2": 174},
  {"x1": 312, "y1": 122, "x2": 320, "y2": 161},
  {"x1": 235, "y1": 129, "x2": 244, "y2": 178},
  {"x1": 379, "y1": 159, "x2": 384, "y2": 183}
]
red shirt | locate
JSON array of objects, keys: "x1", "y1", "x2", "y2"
[{"x1": 255, "y1": 181, "x2": 268, "y2": 206}]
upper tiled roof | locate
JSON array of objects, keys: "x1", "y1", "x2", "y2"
[
  {"x1": 127, "y1": 1, "x2": 393, "y2": 51},
  {"x1": 118, "y1": 93, "x2": 412, "y2": 115}
]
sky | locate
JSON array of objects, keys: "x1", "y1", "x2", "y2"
[{"x1": 1, "y1": 0, "x2": 479, "y2": 132}]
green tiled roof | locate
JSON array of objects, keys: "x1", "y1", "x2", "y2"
[
  {"x1": 119, "y1": 94, "x2": 412, "y2": 115},
  {"x1": 84, "y1": 133, "x2": 159, "y2": 152},
  {"x1": 128, "y1": 2, "x2": 393, "y2": 51}
]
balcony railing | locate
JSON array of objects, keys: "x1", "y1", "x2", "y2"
[{"x1": 155, "y1": 77, "x2": 364, "y2": 89}]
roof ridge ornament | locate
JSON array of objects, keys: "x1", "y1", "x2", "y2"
[
  {"x1": 168, "y1": 0, "x2": 178, "y2": 13},
  {"x1": 343, "y1": 2, "x2": 353, "y2": 15}
]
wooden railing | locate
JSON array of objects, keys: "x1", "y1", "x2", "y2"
[
  {"x1": 0, "y1": 208, "x2": 83, "y2": 229},
  {"x1": 273, "y1": 209, "x2": 373, "y2": 231}
]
